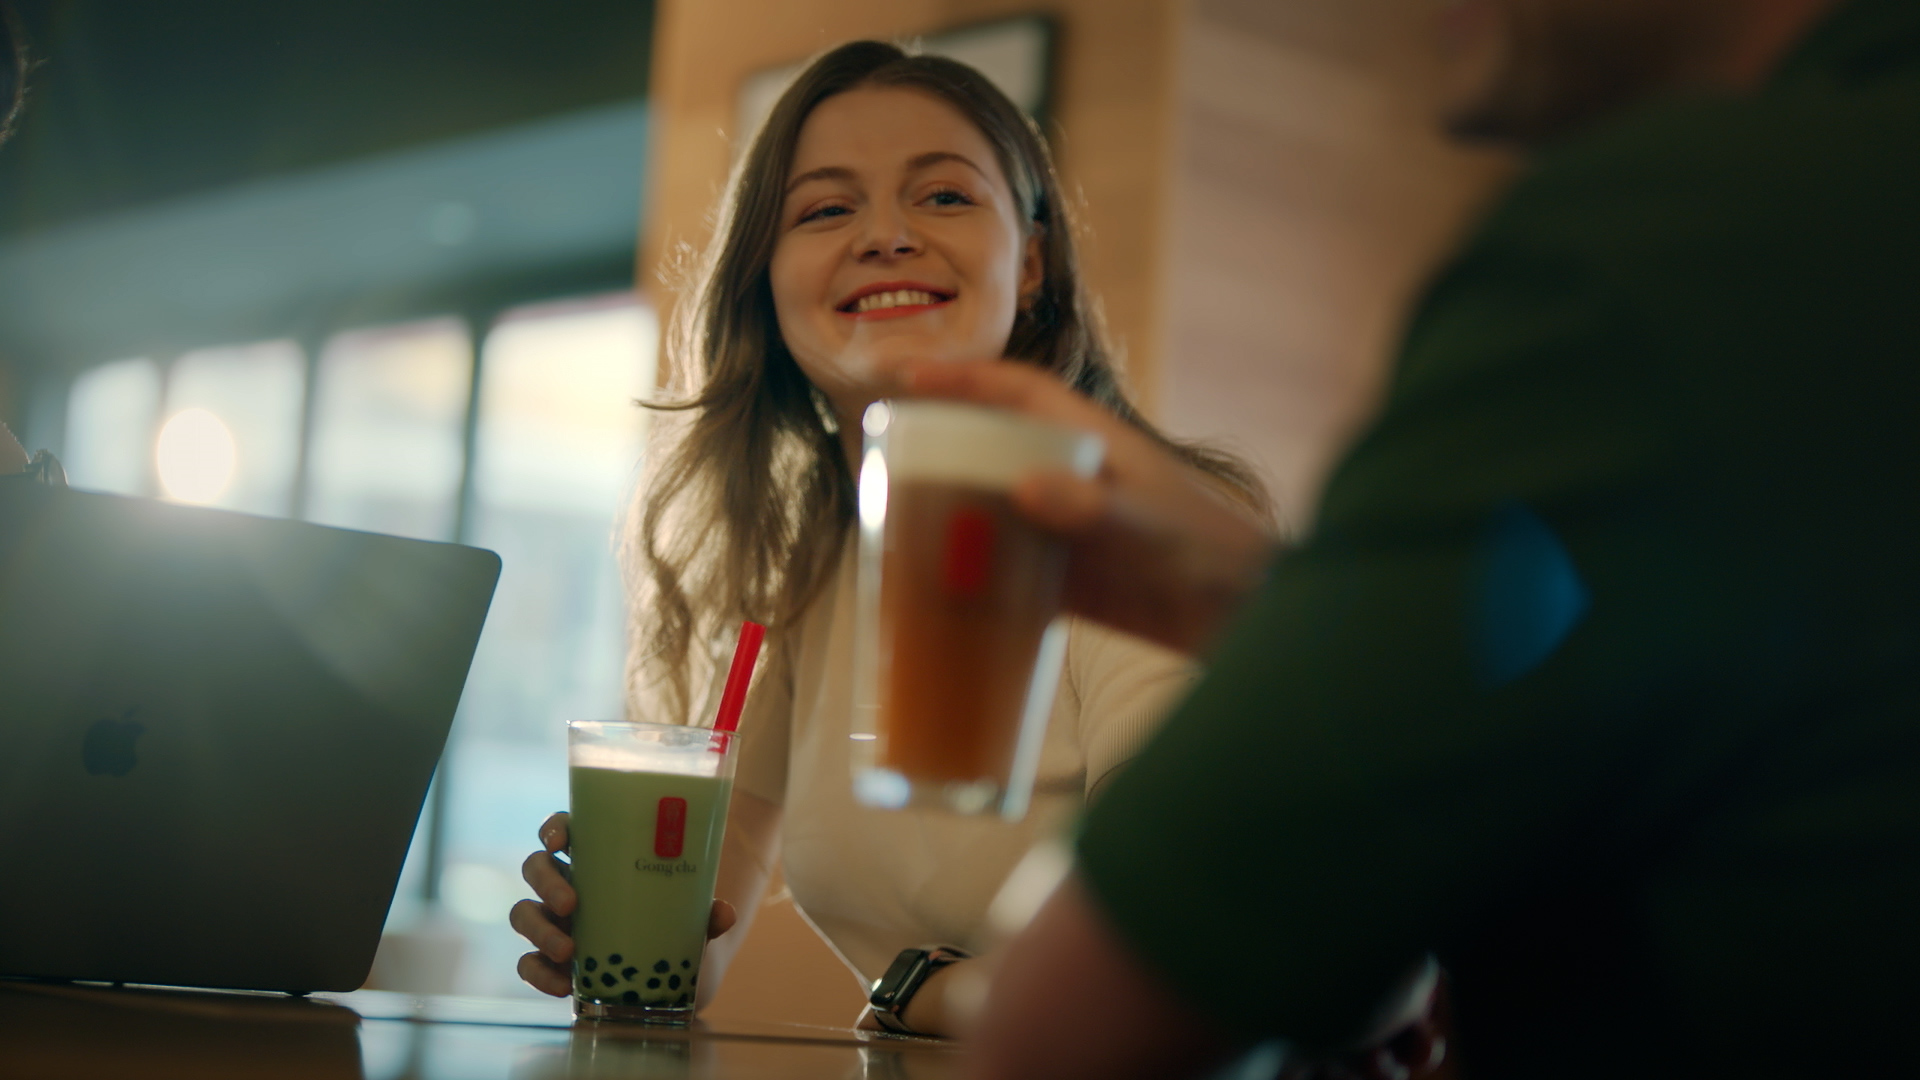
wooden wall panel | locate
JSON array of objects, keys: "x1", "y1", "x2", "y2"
[{"x1": 1156, "y1": 0, "x2": 1512, "y2": 527}]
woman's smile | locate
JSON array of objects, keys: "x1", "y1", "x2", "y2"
[{"x1": 838, "y1": 280, "x2": 958, "y2": 320}]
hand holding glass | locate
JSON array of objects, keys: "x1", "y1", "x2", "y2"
[
  {"x1": 566, "y1": 720, "x2": 739, "y2": 1023},
  {"x1": 852, "y1": 400, "x2": 1103, "y2": 819}
]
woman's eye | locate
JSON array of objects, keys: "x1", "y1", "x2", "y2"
[
  {"x1": 925, "y1": 188, "x2": 974, "y2": 208},
  {"x1": 797, "y1": 204, "x2": 851, "y2": 225}
]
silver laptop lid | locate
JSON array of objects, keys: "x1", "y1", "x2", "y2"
[{"x1": 0, "y1": 485, "x2": 500, "y2": 993}]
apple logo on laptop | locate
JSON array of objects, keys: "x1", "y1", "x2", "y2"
[{"x1": 83, "y1": 707, "x2": 144, "y2": 777}]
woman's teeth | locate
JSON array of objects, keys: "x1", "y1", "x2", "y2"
[{"x1": 853, "y1": 289, "x2": 942, "y2": 313}]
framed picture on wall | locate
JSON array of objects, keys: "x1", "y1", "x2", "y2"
[{"x1": 734, "y1": 15, "x2": 1055, "y2": 151}]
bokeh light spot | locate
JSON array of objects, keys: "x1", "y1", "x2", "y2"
[{"x1": 156, "y1": 407, "x2": 237, "y2": 504}]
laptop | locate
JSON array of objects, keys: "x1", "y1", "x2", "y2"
[{"x1": 0, "y1": 484, "x2": 500, "y2": 994}]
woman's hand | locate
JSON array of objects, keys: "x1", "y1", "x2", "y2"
[
  {"x1": 856, "y1": 956, "x2": 985, "y2": 1039},
  {"x1": 897, "y1": 360, "x2": 1277, "y2": 657},
  {"x1": 510, "y1": 812, "x2": 738, "y2": 997}
]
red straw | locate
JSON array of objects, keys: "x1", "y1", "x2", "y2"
[{"x1": 713, "y1": 620, "x2": 766, "y2": 738}]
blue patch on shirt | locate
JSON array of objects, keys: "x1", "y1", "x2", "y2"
[{"x1": 1472, "y1": 503, "x2": 1589, "y2": 687}]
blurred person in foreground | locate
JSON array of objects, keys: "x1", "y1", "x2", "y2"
[{"x1": 901, "y1": 0, "x2": 1920, "y2": 1076}]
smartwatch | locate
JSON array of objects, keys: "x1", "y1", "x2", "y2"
[{"x1": 868, "y1": 944, "x2": 971, "y2": 1035}]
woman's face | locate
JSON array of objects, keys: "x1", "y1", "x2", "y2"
[{"x1": 770, "y1": 86, "x2": 1043, "y2": 423}]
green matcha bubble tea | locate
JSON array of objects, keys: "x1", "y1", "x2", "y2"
[{"x1": 567, "y1": 721, "x2": 738, "y2": 1024}]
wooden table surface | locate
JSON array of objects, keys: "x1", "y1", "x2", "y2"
[{"x1": 0, "y1": 981, "x2": 962, "y2": 1079}]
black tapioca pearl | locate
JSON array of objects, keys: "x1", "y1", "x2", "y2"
[
  {"x1": 608, "y1": 954, "x2": 623, "y2": 965},
  {"x1": 622, "y1": 990, "x2": 639, "y2": 1004},
  {"x1": 583, "y1": 957, "x2": 598, "y2": 972},
  {"x1": 653, "y1": 959, "x2": 670, "y2": 974},
  {"x1": 621, "y1": 966, "x2": 639, "y2": 980},
  {"x1": 646, "y1": 977, "x2": 661, "y2": 989},
  {"x1": 681, "y1": 959, "x2": 691, "y2": 969},
  {"x1": 600, "y1": 973, "x2": 617, "y2": 988},
  {"x1": 667, "y1": 974, "x2": 681, "y2": 990},
  {"x1": 689, "y1": 974, "x2": 697, "y2": 987},
  {"x1": 675, "y1": 992, "x2": 691, "y2": 1006}
]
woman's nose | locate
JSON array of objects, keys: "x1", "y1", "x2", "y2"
[{"x1": 857, "y1": 205, "x2": 920, "y2": 261}]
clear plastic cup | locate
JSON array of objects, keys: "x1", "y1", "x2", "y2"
[{"x1": 566, "y1": 720, "x2": 738, "y2": 1024}]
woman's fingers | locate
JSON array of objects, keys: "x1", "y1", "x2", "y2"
[
  {"x1": 514, "y1": 815, "x2": 580, "y2": 992},
  {"x1": 516, "y1": 950, "x2": 574, "y2": 998},
  {"x1": 509, "y1": 898, "x2": 575, "y2": 964},
  {"x1": 899, "y1": 360, "x2": 1124, "y2": 439},
  {"x1": 708, "y1": 898, "x2": 738, "y2": 940},
  {"x1": 898, "y1": 358, "x2": 1277, "y2": 656},
  {"x1": 539, "y1": 812, "x2": 570, "y2": 854},
  {"x1": 522, "y1": 848, "x2": 576, "y2": 916}
]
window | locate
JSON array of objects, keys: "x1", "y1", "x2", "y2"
[
  {"x1": 63, "y1": 358, "x2": 161, "y2": 496},
  {"x1": 424, "y1": 297, "x2": 655, "y2": 996},
  {"x1": 161, "y1": 341, "x2": 304, "y2": 514},
  {"x1": 304, "y1": 319, "x2": 473, "y2": 542},
  {"x1": 57, "y1": 292, "x2": 657, "y2": 998}
]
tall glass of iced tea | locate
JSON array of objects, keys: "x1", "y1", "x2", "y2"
[{"x1": 852, "y1": 400, "x2": 1104, "y2": 819}]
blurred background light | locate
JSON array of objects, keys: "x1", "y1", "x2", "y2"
[
  {"x1": 155, "y1": 407, "x2": 237, "y2": 504},
  {"x1": 164, "y1": 342, "x2": 304, "y2": 515}
]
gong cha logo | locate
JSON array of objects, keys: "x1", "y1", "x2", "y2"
[{"x1": 635, "y1": 796, "x2": 699, "y2": 877}]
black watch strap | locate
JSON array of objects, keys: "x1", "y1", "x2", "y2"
[{"x1": 868, "y1": 944, "x2": 970, "y2": 1034}]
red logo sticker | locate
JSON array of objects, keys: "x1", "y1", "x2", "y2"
[
  {"x1": 654, "y1": 797, "x2": 687, "y2": 858},
  {"x1": 943, "y1": 507, "x2": 996, "y2": 597}
]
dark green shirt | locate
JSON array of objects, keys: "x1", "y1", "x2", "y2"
[{"x1": 1077, "y1": 2, "x2": 1920, "y2": 1075}]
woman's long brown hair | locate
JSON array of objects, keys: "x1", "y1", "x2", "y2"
[{"x1": 625, "y1": 40, "x2": 1270, "y2": 724}]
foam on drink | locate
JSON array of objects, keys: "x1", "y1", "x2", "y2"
[{"x1": 875, "y1": 401, "x2": 1105, "y2": 490}]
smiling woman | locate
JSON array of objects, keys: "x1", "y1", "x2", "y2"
[
  {"x1": 508, "y1": 39, "x2": 1271, "y2": 1035},
  {"x1": 632, "y1": 41, "x2": 1267, "y2": 730}
]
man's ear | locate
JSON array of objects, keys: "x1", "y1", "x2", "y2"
[{"x1": 1018, "y1": 227, "x2": 1046, "y2": 302}]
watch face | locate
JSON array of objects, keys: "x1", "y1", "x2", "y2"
[{"x1": 870, "y1": 949, "x2": 933, "y2": 1009}]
